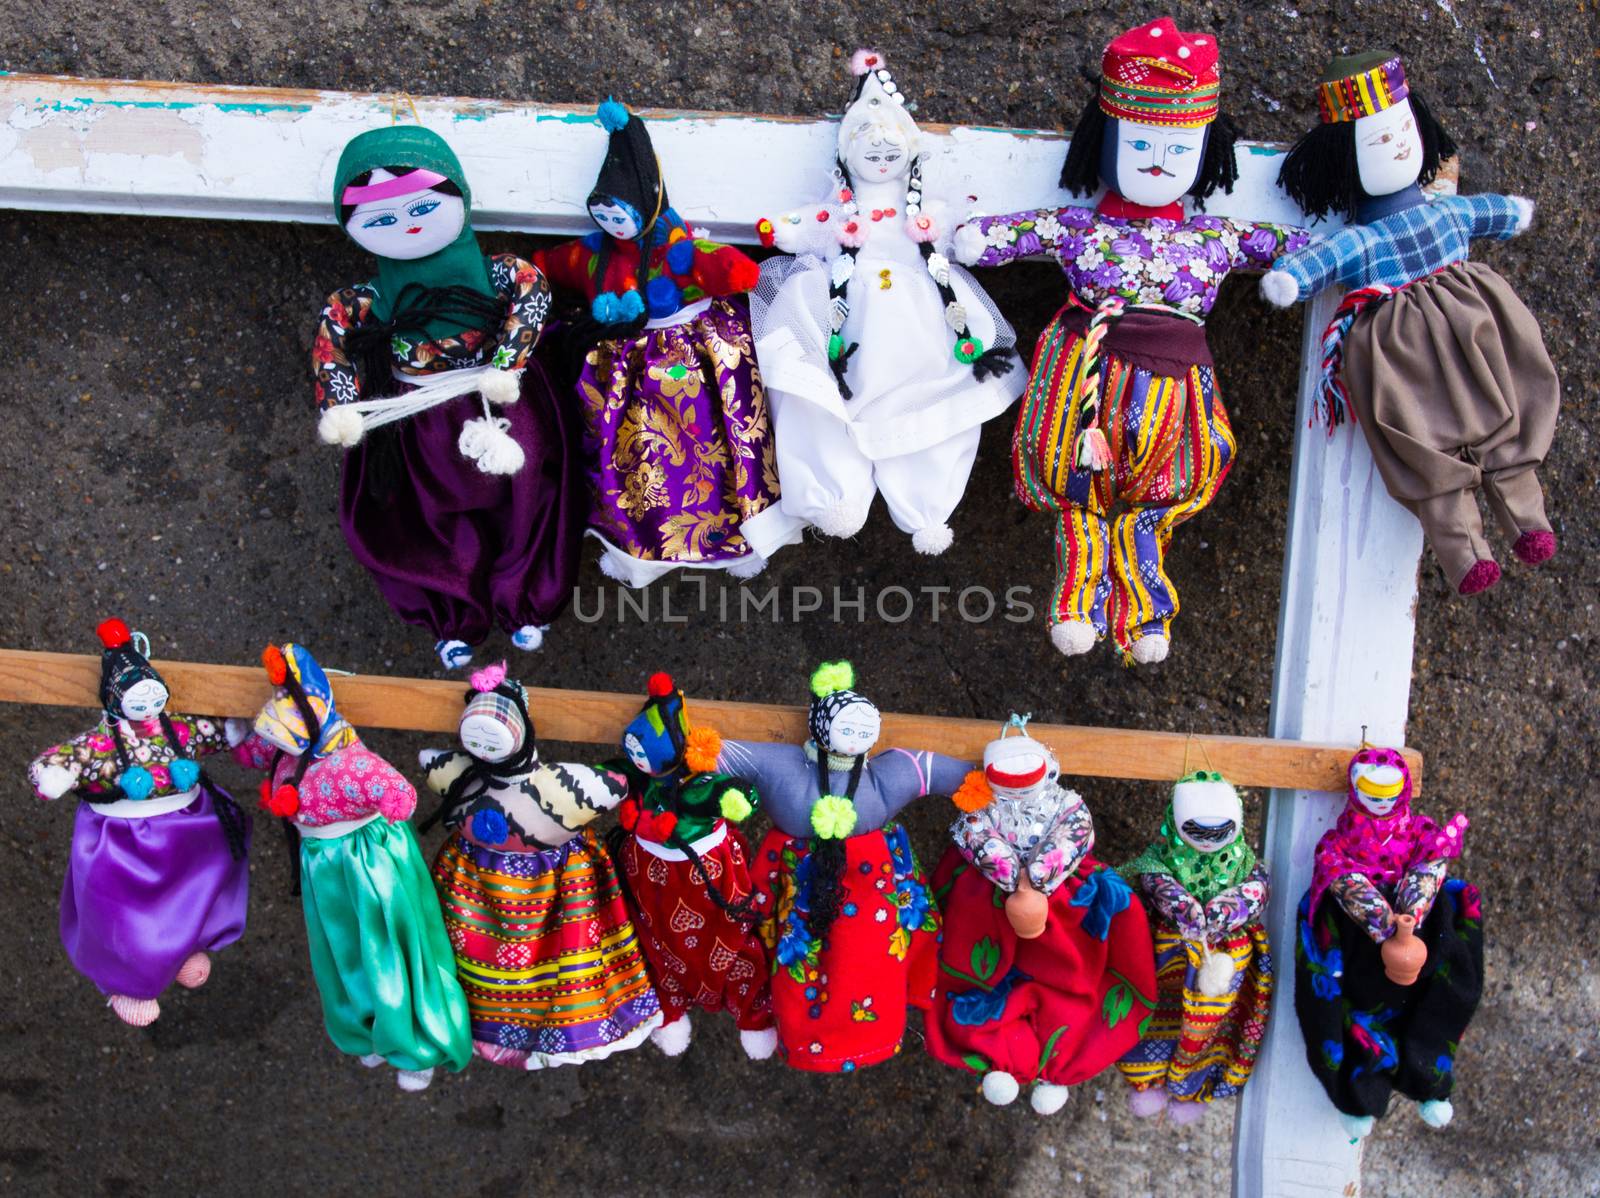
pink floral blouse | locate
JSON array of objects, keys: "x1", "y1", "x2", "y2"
[{"x1": 234, "y1": 732, "x2": 415, "y2": 827}]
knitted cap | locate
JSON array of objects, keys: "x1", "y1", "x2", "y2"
[
  {"x1": 1099, "y1": 17, "x2": 1221, "y2": 129},
  {"x1": 807, "y1": 661, "x2": 877, "y2": 749},
  {"x1": 95, "y1": 618, "x2": 165, "y2": 716},
  {"x1": 1316, "y1": 52, "x2": 1409, "y2": 124},
  {"x1": 589, "y1": 99, "x2": 667, "y2": 237}
]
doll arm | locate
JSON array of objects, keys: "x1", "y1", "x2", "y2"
[
  {"x1": 1329, "y1": 871, "x2": 1398, "y2": 943},
  {"x1": 950, "y1": 806, "x2": 1026, "y2": 893},
  {"x1": 717, "y1": 739, "x2": 812, "y2": 835},
  {"x1": 231, "y1": 730, "x2": 279, "y2": 773},
  {"x1": 311, "y1": 287, "x2": 374, "y2": 415},
  {"x1": 1026, "y1": 796, "x2": 1095, "y2": 897},
  {"x1": 1459, "y1": 193, "x2": 1532, "y2": 240},
  {"x1": 952, "y1": 206, "x2": 1085, "y2": 269},
  {"x1": 1138, "y1": 873, "x2": 1207, "y2": 940},
  {"x1": 527, "y1": 236, "x2": 605, "y2": 300},
  {"x1": 678, "y1": 238, "x2": 761, "y2": 298},
  {"x1": 28, "y1": 732, "x2": 97, "y2": 799},
  {"x1": 1202, "y1": 863, "x2": 1270, "y2": 938},
  {"x1": 419, "y1": 748, "x2": 472, "y2": 797},
  {"x1": 1262, "y1": 226, "x2": 1372, "y2": 305},
  {"x1": 1394, "y1": 858, "x2": 1451, "y2": 926},
  {"x1": 1226, "y1": 219, "x2": 1312, "y2": 273},
  {"x1": 486, "y1": 255, "x2": 552, "y2": 370},
  {"x1": 367, "y1": 754, "x2": 417, "y2": 823},
  {"x1": 166, "y1": 714, "x2": 231, "y2": 759},
  {"x1": 758, "y1": 202, "x2": 845, "y2": 258}
]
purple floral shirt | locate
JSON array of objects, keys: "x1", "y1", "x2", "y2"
[{"x1": 965, "y1": 203, "x2": 1309, "y2": 319}]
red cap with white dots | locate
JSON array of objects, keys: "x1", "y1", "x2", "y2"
[{"x1": 1099, "y1": 16, "x2": 1221, "y2": 129}]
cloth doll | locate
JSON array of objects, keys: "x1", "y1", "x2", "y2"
[
  {"x1": 1263, "y1": 53, "x2": 1558, "y2": 596},
  {"x1": 719, "y1": 661, "x2": 969, "y2": 1073},
  {"x1": 313, "y1": 125, "x2": 583, "y2": 671},
  {"x1": 1295, "y1": 747, "x2": 1480, "y2": 1140},
  {"x1": 952, "y1": 18, "x2": 1309, "y2": 663},
  {"x1": 529, "y1": 101, "x2": 799, "y2": 586},
  {"x1": 608, "y1": 673, "x2": 776, "y2": 1059},
  {"x1": 26, "y1": 619, "x2": 250, "y2": 1027},
  {"x1": 233, "y1": 643, "x2": 470, "y2": 1090},
  {"x1": 749, "y1": 50, "x2": 1026, "y2": 554},
  {"x1": 924, "y1": 716, "x2": 1157, "y2": 1114},
  {"x1": 1116, "y1": 771, "x2": 1272, "y2": 1123},
  {"x1": 421, "y1": 662, "x2": 661, "y2": 1068}
]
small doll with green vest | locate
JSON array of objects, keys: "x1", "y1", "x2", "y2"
[
  {"x1": 609, "y1": 673, "x2": 777, "y2": 1060},
  {"x1": 312, "y1": 124, "x2": 584, "y2": 672},
  {"x1": 1116, "y1": 771, "x2": 1272, "y2": 1123}
]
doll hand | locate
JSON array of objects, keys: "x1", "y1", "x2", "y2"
[
  {"x1": 32, "y1": 762, "x2": 78, "y2": 800},
  {"x1": 478, "y1": 369, "x2": 521, "y2": 407},
  {"x1": 1258, "y1": 269, "x2": 1300, "y2": 309},
  {"x1": 376, "y1": 789, "x2": 415, "y2": 823},
  {"x1": 952, "y1": 223, "x2": 987, "y2": 266},
  {"x1": 1508, "y1": 196, "x2": 1535, "y2": 234},
  {"x1": 769, "y1": 211, "x2": 813, "y2": 255},
  {"x1": 1004, "y1": 874, "x2": 1050, "y2": 939},
  {"x1": 317, "y1": 405, "x2": 365, "y2": 448},
  {"x1": 224, "y1": 718, "x2": 251, "y2": 748}
]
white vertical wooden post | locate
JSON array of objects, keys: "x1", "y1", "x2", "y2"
[{"x1": 1231, "y1": 288, "x2": 1426, "y2": 1197}]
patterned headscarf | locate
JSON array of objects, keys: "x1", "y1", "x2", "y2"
[
  {"x1": 806, "y1": 660, "x2": 878, "y2": 752},
  {"x1": 460, "y1": 661, "x2": 530, "y2": 763},
  {"x1": 623, "y1": 672, "x2": 691, "y2": 775},
  {"x1": 255, "y1": 643, "x2": 357, "y2": 760},
  {"x1": 1121, "y1": 773, "x2": 1257, "y2": 903},
  {"x1": 1308, "y1": 746, "x2": 1467, "y2": 916}
]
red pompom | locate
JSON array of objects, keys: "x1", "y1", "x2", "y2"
[
  {"x1": 651, "y1": 811, "x2": 679, "y2": 841},
  {"x1": 268, "y1": 784, "x2": 300, "y2": 818},
  {"x1": 258, "y1": 778, "x2": 273, "y2": 811},
  {"x1": 261, "y1": 644, "x2": 287, "y2": 686},
  {"x1": 96, "y1": 618, "x2": 131, "y2": 650},
  {"x1": 728, "y1": 258, "x2": 759, "y2": 293},
  {"x1": 618, "y1": 798, "x2": 640, "y2": 831},
  {"x1": 647, "y1": 671, "x2": 675, "y2": 698}
]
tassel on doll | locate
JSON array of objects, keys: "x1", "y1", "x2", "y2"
[
  {"x1": 313, "y1": 125, "x2": 583, "y2": 671},
  {"x1": 1262, "y1": 52, "x2": 1558, "y2": 596},
  {"x1": 234, "y1": 644, "x2": 470, "y2": 1091},
  {"x1": 608, "y1": 673, "x2": 777, "y2": 1059},
  {"x1": 26, "y1": 619, "x2": 251, "y2": 1026},
  {"x1": 718, "y1": 661, "x2": 971, "y2": 1073},
  {"x1": 924, "y1": 716, "x2": 1156, "y2": 1114},
  {"x1": 952, "y1": 17, "x2": 1308, "y2": 664},
  {"x1": 421, "y1": 662, "x2": 662, "y2": 1068},
  {"x1": 1116, "y1": 772, "x2": 1272, "y2": 1124},
  {"x1": 531, "y1": 101, "x2": 801, "y2": 586},
  {"x1": 749, "y1": 50, "x2": 1026, "y2": 554},
  {"x1": 1295, "y1": 747, "x2": 1480, "y2": 1141}
]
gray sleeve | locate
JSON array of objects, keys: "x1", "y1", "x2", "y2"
[
  {"x1": 863, "y1": 748, "x2": 973, "y2": 825},
  {"x1": 718, "y1": 739, "x2": 815, "y2": 837}
]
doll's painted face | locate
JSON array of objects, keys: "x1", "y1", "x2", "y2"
[
  {"x1": 1106, "y1": 118, "x2": 1206, "y2": 207},
  {"x1": 1349, "y1": 754, "x2": 1406, "y2": 817},
  {"x1": 119, "y1": 678, "x2": 169, "y2": 720},
  {"x1": 1354, "y1": 100, "x2": 1422, "y2": 198},
  {"x1": 827, "y1": 700, "x2": 882, "y2": 757},
  {"x1": 589, "y1": 197, "x2": 644, "y2": 242},
  {"x1": 1171, "y1": 775, "x2": 1242, "y2": 853},
  {"x1": 345, "y1": 169, "x2": 466, "y2": 260},
  {"x1": 459, "y1": 714, "x2": 517, "y2": 764},
  {"x1": 844, "y1": 125, "x2": 911, "y2": 184},
  {"x1": 622, "y1": 731, "x2": 653, "y2": 773}
]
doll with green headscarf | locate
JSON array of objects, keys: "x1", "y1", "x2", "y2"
[
  {"x1": 313, "y1": 124, "x2": 583, "y2": 672},
  {"x1": 1115, "y1": 771, "x2": 1272, "y2": 1124}
]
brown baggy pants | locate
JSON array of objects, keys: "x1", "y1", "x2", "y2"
[{"x1": 1340, "y1": 260, "x2": 1559, "y2": 589}]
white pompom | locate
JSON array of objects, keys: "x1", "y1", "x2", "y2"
[
  {"x1": 224, "y1": 717, "x2": 251, "y2": 747},
  {"x1": 952, "y1": 223, "x2": 987, "y2": 266},
  {"x1": 739, "y1": 1027, "x2": 779, "y2": 1061},
  {"x1": 726, "y1": 552, "x2": 768, "y2": 580},
  {"x1": 458, "y1": 416, "x2": 525, "y2": 475},
  {"x1": 911, "y1": 523, "x2": 954, "y2": 555},
  {"x1": 318, "y1": 405, "x2": 365, "y2": 447},
  {"x1": 1050, "y1": 620, "x2": 1097, "y2": 657},
  {"x1": 510, "y1": 624, "x2": 546, "y2": 652},
  {"x1": 478, "y1": 368, "x2": 522, "y2": 407},
  {"x1": 34, "y1": 763, "x2": 77, "y2": 799},
  {"x1": 1258, "y1": 269, "x2": 1300, "y2": 309},
  {"x1": 981, "y1": 1070, "x2": 1021, "y2": 1106},
  {"x1": 1508, "y1": 195, "x2": 1535, "y2": 234},
  {"x1": 1197, "y1": 948, "x2": 1235, "y2": 997},
  {"x1": 650, "y1": 1014, "x2": 693, "y2": 1057}
]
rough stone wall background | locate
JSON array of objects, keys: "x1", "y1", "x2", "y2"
[{"x1": 0, "y1": 2, "x2": 1594, "y2": 1194}]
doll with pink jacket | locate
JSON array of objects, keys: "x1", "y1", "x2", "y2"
[{"x1": 234, "y1": 642, "x2": 470, "y2": 1091}]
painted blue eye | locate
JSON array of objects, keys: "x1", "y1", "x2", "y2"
[
  {"x1": 1128, "y1": 140, "x2": 1152, "y2": 152},
  {"x1": 1169, "y1": 145, "x2": 1192, "y2": 155},
  {"x1": 362, "y1": 213, "x2": 397, "y2": 228},
  {"x1": 407, "y1": 199, "x2": 442, "y2": 218}
]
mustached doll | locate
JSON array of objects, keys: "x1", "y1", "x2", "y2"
[
  {"x1": 26, "y1": 620, "x2": 251, "y2": 1026},
  {"x1": 530, "y1": 102, "x2": 799, "y2": 585},
  {"x1": 1116, "y1": 772, "x2": 1272, "y2": 1124},
  {"x1": 1296, "y1": 748, "x2": 1480, "y2": 1140},
  {"x1": 750, "y1": 51, "x2": 1026, "y2": 554},
  {"x1": 233, "y1": 643, "x2": 470, "y2": 1090},
  {"x1": 421, "y1": 663, "x2": 662, "y2": 1068},
  {"x1": 925, "y1": 717, "x2": 1156, "y2": 1114},
  {"x1": 721, "y1": 662, "x2": 969, "y2": 1073},
  {"x1": 314, "y1": 125, "x2": 583, "y2": 671},
  {"x1": 1263, "y1": 54, "x2": 1557, "y2": 596},
  {"x1": 953, "y1": 18, "x2": 1309, "y2": 663},
  {"x1": 609, "y1": 674, "x2": 776, "y2": 1059}
]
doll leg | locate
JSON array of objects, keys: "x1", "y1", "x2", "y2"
[
  {"x1": 771, "y1": 398, "x2": 875, "y2": 538},
  {"x1": 1399, "y1": 489, "x2": 1500, "y2": 594},
  {"x1": 107, "y1": 995, "x2": 160, "y2": 1026},
  {"x1": 1045, "y1": 502, "x2": 1111, "y2": 656},
  {"x1": 1480, "y1": 466, "x2": 1556, "y2": 566},
  {"x1": 872, "y1": 424, "x2": 982, "y2": 555}
]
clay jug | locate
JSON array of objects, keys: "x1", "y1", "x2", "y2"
[
  {"x1": 1005, "y1": 874, "x2": 1049, "y2": 939},
  {"x1": 1381, "y1": 913, "x2": 1426, "y2": 986}
]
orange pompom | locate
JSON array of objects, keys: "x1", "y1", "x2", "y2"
[
  {"x1": 262, "y1": 644, "x2": 287, "y2": 686},
  {"x1": 951, "y1": 769, "x2": 994, "y2": 813},
  {"x1": 683, "y1": 724, "x2": 723, "y2": 774},
  {"x1": 96, "y1": 618, "x2": 131, "y2": 650},
  {"x1": 647, "y1": 671, "x2": 675, "y2": 698}
]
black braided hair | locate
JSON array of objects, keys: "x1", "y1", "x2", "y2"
[
  {"x1": 1278, "y1": 89, "x2": 1457, "y2": 223},
  {"x1": 801, "y1": 753, "x2": 863, "y2": 941},
  {"x1": 268, "y1": 660, "x2": 332, "y2": 896}
]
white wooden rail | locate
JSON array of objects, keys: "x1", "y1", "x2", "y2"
[{"x1": 0, "y1": 71, "x2": 1430, "y2": 1198}]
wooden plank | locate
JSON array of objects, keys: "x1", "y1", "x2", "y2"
[
  {"x1": 1231, "y1": 289, "x2": 1427, "y2": 1197},
  {"x1": 0, "y1": 71, "x2": 1312, "y2": 243},
  {"x1": 0, "y1": 649, "x2": 1418, "y2": 796}
]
